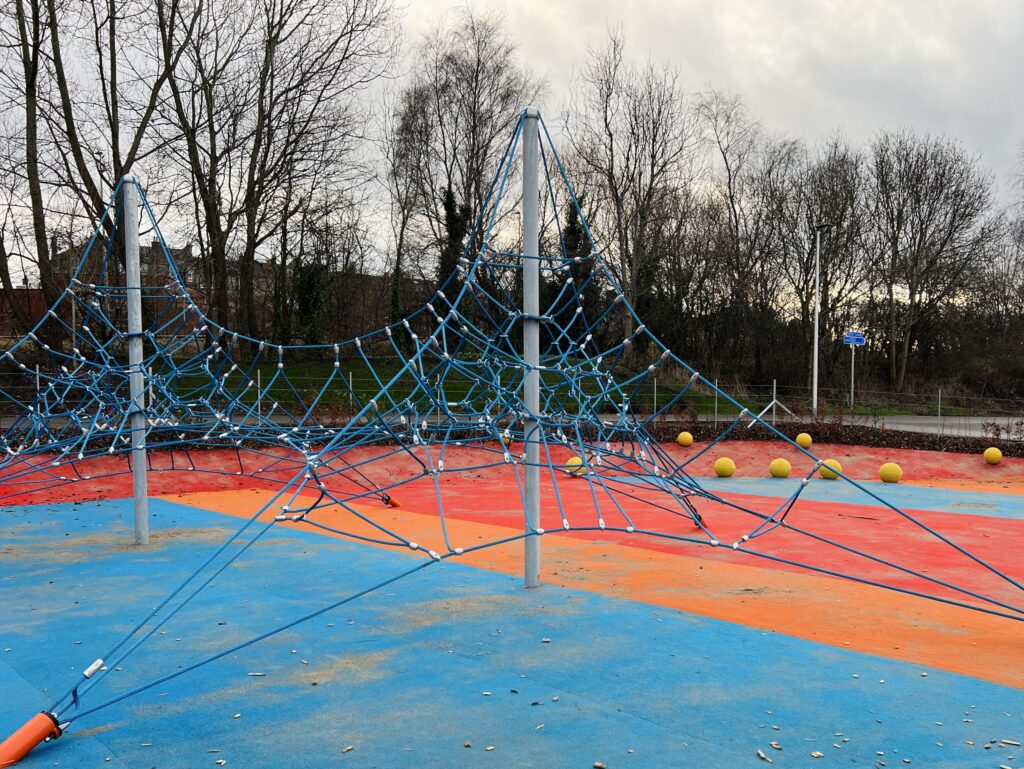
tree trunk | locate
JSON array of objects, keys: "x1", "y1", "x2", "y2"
[{"x1": 0, "y1": 234, "x2": 30, "y2": 335}]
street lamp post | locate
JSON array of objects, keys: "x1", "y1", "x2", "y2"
[{"x1": 811, "y1": 222, "x2": 834, "y2": 417}]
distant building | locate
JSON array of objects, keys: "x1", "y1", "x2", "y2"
[
  {"x1": 0, "y1": 237, "x2": 435, "y2": 345},
  {"x1": 0, "y1": 288, "x2": 47, "y2": 339}
]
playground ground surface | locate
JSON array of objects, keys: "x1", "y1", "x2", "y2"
[{"x1": 1, "y1": 440, "x2": 1022, "y2": 768}]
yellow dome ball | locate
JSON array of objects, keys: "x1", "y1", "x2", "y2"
[
  {"x1": 714, "y1": 457, "x2": 736, "y2": 477},
  {"x1": 676, "y1": 431, "x2": 694, "y2": 447},
  {"x1": 769, "y1": 458, "x2": 791, "y2": 478},
  {"x1": 795, "y1": 432, "x2": 813, "y2": 449},
  {"x1": 879, "y1": 462, "x2": 902, "y2": 483},
  {"x1": 983, "y1": 447, "x2": 1003, "y2": 465},
  {"x1": 565, "y1": 456, "x2": 586, "y2": 476},
  {"x1": 819, "y1": 458, "x2": 842, "y2": 480}
]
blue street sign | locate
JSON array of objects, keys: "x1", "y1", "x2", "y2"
[{"x1": 843, "y1": 331, "x2": 866, "y2": 346}]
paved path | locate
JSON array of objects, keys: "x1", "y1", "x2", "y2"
[
  {"x1": 873, "y1": 414, "x2": 1021, "y2": 439},
  {"x1": 697, "y1": 413, "x2": 1022, "y2": 440}
]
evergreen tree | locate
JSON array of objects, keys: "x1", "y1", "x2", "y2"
[
  {"x1": 295, "y1": 260, "x2": 328, "y2": 346},
  {"x1": 563, "y1": 198, "x2": 603, "y2": 348},
  {"x1": 437, "y1": 186, "x2": 472, "y2": 294}
]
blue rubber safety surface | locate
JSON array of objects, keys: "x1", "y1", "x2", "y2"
[
  {"x1": 1, "y1": 498, "x2": 1022, "y2": 768},
  {"x1": 696, "y1": 477, "x2": 1024, "y2": 521}
]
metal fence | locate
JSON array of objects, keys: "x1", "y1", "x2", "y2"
[{"x1": 3, "y1": 364, "x2": 1023, "y2": 440}]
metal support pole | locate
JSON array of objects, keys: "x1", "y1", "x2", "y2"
[
  {"x1": 522, "y1": 107, "x2": 541, "y2": 589},
  {"x1": 257, "y1": 370, "x2": 262, "y2": 416},
  {"x1": 812, "y1": 227, "x2": 821, "y2": 416},
  {"x1": 124, "y1": 175, "x2": 149, "y2": 545},
  {"x1": 653, "y1": 377, "x2": 658, "y2": 418},
  {"x1": 850, "y1": 344, "x2": 855, "y2": 409},
  {"x1": 938, "y1": 388, "x2": 942, "y2": 434},
  {"x1": 772, "y1": 379, "x2": 777, "y2": 424}
]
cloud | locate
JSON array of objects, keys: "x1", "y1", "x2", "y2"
[{"x1": 405, "y1": 0, "x2": 1024, "y2": 201}]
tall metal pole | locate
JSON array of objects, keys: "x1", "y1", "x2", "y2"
[
  {"x1": 849, "y1": 344, "x2": 855, "y2": 409},
  {"x1": 812, "y1": 226, "x2": 821, "y2": 416},
  {"x1": 124, "y1": 175, "x2": 149, "y2": 545},
  {"x1": 522, "y1": 107, "x2": 541, "y2": 588}
]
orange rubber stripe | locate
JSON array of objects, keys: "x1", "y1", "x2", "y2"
[{"x1": 162, "y1": 489, "x2": 1024, "y2": 688}]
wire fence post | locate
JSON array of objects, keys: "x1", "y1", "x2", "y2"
[
  {"x1": 653, "y1": 377, "x2": 658, "y2": 418},
  {"x1": 348, "y1": 371, "x2": 353, "y2": 408},
  {"x1": 713, "y1": 378, "x2": 718, "y2": 425},
  {"x1": 772, "y1": 379, "x2": 777, "y2": 424},
  {"x1": 256, "y1": 370, "x2": 262, "y2": 417}
]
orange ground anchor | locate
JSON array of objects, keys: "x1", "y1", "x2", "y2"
[{"x1": 0, "y1": 712, "x2": 61, "y2": 767}]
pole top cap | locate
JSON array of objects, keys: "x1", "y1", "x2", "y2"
[{"x1": 523, "y1": 106, "x2": 541, "y2": 119}]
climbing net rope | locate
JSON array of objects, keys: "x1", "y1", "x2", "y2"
[{"x1": 0, "y1": 111, "x2": 1021, "y2": 740}]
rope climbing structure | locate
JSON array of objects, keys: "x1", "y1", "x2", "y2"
[{"x1": 0, "y1": 109, "x2": 1021, "y2": 765}]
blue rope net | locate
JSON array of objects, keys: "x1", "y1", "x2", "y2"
[{"x1": 0, "y1": 112, "x2": 1020, "y2": 731}]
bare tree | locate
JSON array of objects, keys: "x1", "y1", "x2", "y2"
[
  {"x1": 1, "y1": 0, "x2": 60, "y2": 306},
  {"x1": 0, "y1": 0, "x2": 203, "y2": 329},
  {"x1": 775, "y1": 136, "x2": 867, "y2": 382},
  {"x1": 697, "y1": 91, "x2": 790, "y2": 376},
  {"x1": 160, "y1": 0, "x2": 396, "y2": 331},
  {"x1": 397, "y1": 7, "x2": 543, "y2": 288},
  {"x1": 0, "y1": 144, "x2": 33, "y2": 333},
  {"x1": 379, "y1": 84, "x2": 431, "y2": 327},
  {"x1": 567, "y1": 29, "x2": 700, "y2": 338},
  {"x1": 866, "y1": 129, "x2": 997, "y2": 390}
]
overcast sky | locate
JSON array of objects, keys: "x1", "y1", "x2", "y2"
[{"x1": 404, "y1": 0, "x2": 1023, "y2": 203}]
